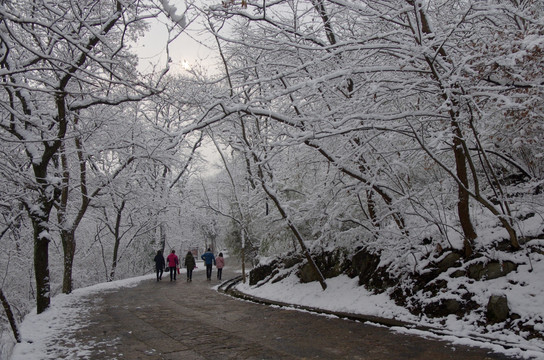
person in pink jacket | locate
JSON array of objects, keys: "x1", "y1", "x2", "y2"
[
  {"x1": 215, "y1": 252, "x2": 225, "y2": 280},
  {"x1": 166, "y1": 250, "x2": 179, "y2": 281}
]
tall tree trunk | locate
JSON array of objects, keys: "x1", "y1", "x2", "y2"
[
  {"x1": 29, "y1": 158, "x2": 58, "y2": 314},
  {"x1": 311, "y1": 0, "x2": 337, "y2": 46},
  {"x1": 0, "y1": 288, "x2": 21, "y2": 343},
  {"x1": 452, "y1": 121, "x2": 478, "y2": 257},
  {"x1": 260, "y1": 180, "x2": 327, "y2": 290},
  {"x1": 61, "y1": 230, "x2": 76, "y2": 293},
  {"x1": 58, "y1": 139, "x2": 76, "y2": 294},
  {"x1": 254, "y1": 156, "x2": 327, "y2": 290},
  {"x1": 32, "y1": 212, "x2": 51, "y2": 314},
  {"x1": 366, "y1": 190, "x2": 378, "y2": 226},
  {"x1": 407, "y1": 0, "x2": 478, "y2": 256},
  {"x1": 241, "y1": 229, "x2": 246, "y2": 284},
  {"x1": 159, "y1": 223, "x2": 166, "y2": 253},
  {"x1": 109, "y1": 199, "x2": 125, "y2": 281}
]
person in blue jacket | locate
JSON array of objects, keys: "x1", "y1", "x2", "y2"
[{"x1": 201, "y1": 248, "x2": 215, "y2": 281}]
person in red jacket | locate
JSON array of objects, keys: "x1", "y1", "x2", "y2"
[
  {"x1": 166, "y1": 250, "x2": 179, "y2": 281},
  {"x1": 215, "y1": 252, "x2": 225, "y2": 280}
]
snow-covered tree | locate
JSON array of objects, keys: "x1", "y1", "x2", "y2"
[
  {"x1": 203, "y1": 0, "x2": 543, "y2": 261},
  {"x1": 0, "y1": 0, "x2": 186, "y2": 313}
]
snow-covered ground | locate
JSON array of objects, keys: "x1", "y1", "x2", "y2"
[{"x1": 6, "y1": 260, "x2": 544, "y2": 360}]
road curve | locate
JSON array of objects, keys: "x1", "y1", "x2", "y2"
[{"x1": 69, "y1": 267, "x2": 515, "y2": 359}]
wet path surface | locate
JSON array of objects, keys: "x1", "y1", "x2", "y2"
[{"x1": 72, "y1": 268, "x2": 515, "y2": 359}]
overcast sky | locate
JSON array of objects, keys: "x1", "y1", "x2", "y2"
[{"x1": 135, "y1": 12, "x2": 217, "y2": 74}]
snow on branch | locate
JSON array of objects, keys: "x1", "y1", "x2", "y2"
[{"x1": 160, "y1": 0, "x2": 187, "y2": 27}]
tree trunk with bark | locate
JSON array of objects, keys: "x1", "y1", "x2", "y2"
[
  {"x1": 407, "y1": 0, "x2": 479, "y2": 256},
  {"x1": 61, "y1": 230, "x2": 76, "y2": 293},
  {"x1": 109, "y1": 199, "x2": 125, "y2": 281},
  {"x1": 32, "y1": 213, "x2": 52, "y2": 314},
  {"x1": 0, "y1": 288, "x2": 21, "y2": 343},
  {"x1": 452, "y1": 122, "x2": 478, "y2": 257},
  {"x1": 258, "y1": 170, "x2": 327, "y2": 290}
]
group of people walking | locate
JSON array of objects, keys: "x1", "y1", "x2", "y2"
[
  {"x1": 153, "y1": 248, "x2": 225, "y2": 282},
  {"x1": 200, "y1": 248, "x2": 225, "y2": 281}
]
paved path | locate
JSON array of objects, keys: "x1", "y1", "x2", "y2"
[{"x1": 67, "y1": 267, "x2": 515, "y2": 359}]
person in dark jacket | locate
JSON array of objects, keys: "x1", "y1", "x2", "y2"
[
  {"x1": 184, "y1": 251, "x2": 196, "y2": 282},
  {"x1": 153, "y1": 250, "x2": 165, "y2": 281},
  {"x1": 201, "y1": 248, "x2": 215, "y2": 281}
]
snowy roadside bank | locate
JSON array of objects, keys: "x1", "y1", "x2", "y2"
[{"x1": 232, "y1": 272, "x2": 544, "y2": 360}]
